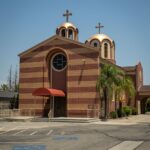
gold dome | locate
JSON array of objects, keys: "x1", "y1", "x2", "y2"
[
  {"x1": 57, "y1": 22, "x2": 78, "y2": 30},
  {"x1": 86, "y1": 34, "x2": 113, "y2": 43},
  {"x1": 56, "y1": 22, "x2": 79, "y2": 41}
]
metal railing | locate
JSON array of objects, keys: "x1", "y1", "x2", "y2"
[
  {"x1": 0, "y1": 109, "x2": 42, "y2": 117},
  {"x1": 0, "y1": 108, "x2": 100, "y2": 118},
  {"x1": 0, "y1": 109, "x2": 20, "y2": 117},
  {"x1": 87, "y1": 109, "x2": 99, "y2": 118}
]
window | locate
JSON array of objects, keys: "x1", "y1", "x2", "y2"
[
  {"x1": 68, "y1": 29, "x2": 73, "y2": 40},
  {"x1": 61, "y1": 29, "x2": 66, "y2": 37},
  {"x1": 91, "y1": 40, "x2": 99, "y2": 48},
  {"x1": 52, "y1": 54, "x2": 67, "y2": 71},
  {"x1": 104, "y1": 43, "x2": 108, "y2": 58},
  {"x1": 94, "y1": 42, "x2": 98, "y2": 47},
  {"x1": 139, "y1": 70, "x2": 142, "y2": 81}
]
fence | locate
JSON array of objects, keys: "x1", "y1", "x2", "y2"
[
  {"x1": 0, "y1": 109, "x2": 42, "y2": 117},
  {"x1": 0, "y1": 109, "x2": 20, "y2": 117},
  {"x1": 86, "y1": 109, "x2": 99, "y2": 118},
  {"x1": 86, "y1": 104, "x2": 99, "y2": 118},
  {"x1": 0, "y1": 108, "x2": 100, "y2": 118}
]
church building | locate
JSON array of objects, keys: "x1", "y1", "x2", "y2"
[{"x1": 18, "y1": 10, "x2": 150, "y2": 118}]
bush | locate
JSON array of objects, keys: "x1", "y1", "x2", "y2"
[
  {"x1": 110, "y1": 111, "x2": 117, "y2": 119},
  {"x1": 131, "y1": 107, "x2": 138, "y2": 115},
  {"x1": 117, "y1": 109, "x2": 126, "y2": 118},
  {"x1": 123, "y1": 106, "x2": 132, "y2": 116}
]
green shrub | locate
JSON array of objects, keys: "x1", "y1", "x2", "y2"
[
  {"x1": 117, "y1": 109, "x2": 126, "y2": 118},
  {"x1": 110, "y1": 111, "x2": 117, "y2": 119},
  {"x1": 123, "y1": 106, "x2": 132, "y2": 116},
  {"x1": 131, "y1": 107, "x2": 138, "y2": 115}
]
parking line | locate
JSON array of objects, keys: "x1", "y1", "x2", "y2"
[
  {"x1": 30, "y1": 131, "x2": 38, "y2": 136},
  {"x1": 0, "y1": 141, "x2": 42, "y2": 144},
  {"x1": 108, "y1": 141, "x2": 143, "y2": 150},
  {"x1": 13, "y1": 129, "x2": 28, "y2": 136},
  {"x1": 0, "y1": 127, "x2": 17, "y2": 135},
  {"x1": 46, "y1": 130, "x2": 53, "y2": 136}
]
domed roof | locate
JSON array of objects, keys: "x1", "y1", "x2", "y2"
[
  {"x1": 57, "y1": 22, "x2": 77, "y2": 30},
  {"x1": 86, "y1": 33, "x2": 113, "y2": 43}
]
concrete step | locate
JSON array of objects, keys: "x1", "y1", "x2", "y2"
[
  {"x1": 0, "y1": 116, "x2": 100, "y2": 123},
  {"x1": 31, "y1": 117, "x2": 50, "y2": 122},
  {"x1": 48, "y1": 117, "x2": 100, "y2": 123},
  {"x1": 3, "y1": 116, "x2": 34, "y2": 122}
]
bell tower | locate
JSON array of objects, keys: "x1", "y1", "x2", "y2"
[
  {"x1": 85, "y1": 22, "x2": 116, "y2": 64},
  {"x1": 56, "y1": 10, "x2": 79, "y2": 41}
]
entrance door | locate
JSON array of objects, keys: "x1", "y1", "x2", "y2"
[
  {"x1": 54, "y1": 97, "x2": 66, "y2": 117},
  {"x1": 49, "y1": 52, "x2": 67, "y2": 117}
]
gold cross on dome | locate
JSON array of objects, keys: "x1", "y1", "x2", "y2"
[
  {"x1": 95, "y1": 22, "x2": 104, "y2": 34},
  {"x1": 63, "y1": 10, "x2": 72, "y2": 22}
]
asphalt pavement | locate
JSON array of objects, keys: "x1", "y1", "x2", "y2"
[{"x1": 0, "y1": 114, "x2": 150, "y2": 150}]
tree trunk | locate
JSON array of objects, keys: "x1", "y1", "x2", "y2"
[
  {"x1": 115, "y1": 93, "x2": 118, "y2": 117},
  {"x1": 119, "y1": 101, "x2": 123, "y2": 117},
  {"x1": 103, "y1": 87, "x2": 108, "y2": 120},
  {"x1": 127, "y1": 97, "x2": 131, "y2": 106}
]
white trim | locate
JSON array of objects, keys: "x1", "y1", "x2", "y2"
[
  {"x1": 112, "y1": 47, "x2": 114, "y2": 60},
  {"x1": 51, "y1": 52, "x2": 67, "y2": 72}
]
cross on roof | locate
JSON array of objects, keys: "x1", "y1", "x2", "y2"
[
  {"x1": 95, "y1": 22, "x2": 104, "y2": 34},
  {"x1": 63, "y1": 10, "x2": 72, "y2": 22}
]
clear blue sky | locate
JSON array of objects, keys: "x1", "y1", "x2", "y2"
[{"x1": 0, "y1": 0, "x2": 150, "y2": 85}]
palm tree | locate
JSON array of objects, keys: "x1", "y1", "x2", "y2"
[
  {"x1": 123, "y1": 76, "x2": 135, "y2": 105},
  {"x1": 96, "y1": 64, "x2": 124, "y2": 120},
  {"x1": 0, "y1": 84, "x2": 9, "y2": 91},
  {"x1": 114, "y1": 75, "x2": 135, "y2": 117},
  {"x1": 114, "y1": 80, "x2": 123, "y2": 115}
]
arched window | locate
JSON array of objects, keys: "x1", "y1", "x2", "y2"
[
  {"x1": 104, "y1": 43, "x2": 108, "y2": 58},
  {"x1": 139, "y1": 70, "x2": 142, "y2": 81},
  {"x1": 112, "y1": 47, "x2": 114, "y2": 60},
  {"x1": 61, "y1": 29, "x2": 66, "y2": 37},
  {"x1": 68, "y1": 29, "x2": 73, "y2": 40},
  {"x1": 91, "y1": 40, "x2": 99, "y2": 48},
  {"x1": 94, "y1": 42, "x2": 98, "y2": 47}
]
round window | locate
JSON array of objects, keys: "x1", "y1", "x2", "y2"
[{"x1": 52, "y1": 54, "x2": 67, "y2": 71}]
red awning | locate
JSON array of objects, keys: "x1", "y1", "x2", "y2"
[{"x1": 32, "y1": 88, "x2": 65, "y2": 97}]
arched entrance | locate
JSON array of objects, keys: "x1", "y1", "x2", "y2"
[
  {"x1": 145, "y1": 98, "x2": 150, "y2": 112},
  {"x1": 141, "y1": 97, "x2": 150, "y2": 113},
  {"x1": 48, "y1": 50, "x2": 67, "y2": 117},
  {"x1": 32, "y1": 88, "x2": 65, "y2": 118},
  {"x1": 138, "y1": 85, "x2": 150, "y2": 114}
]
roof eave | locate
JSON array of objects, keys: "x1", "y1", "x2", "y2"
[{"x1": 18, "y1": 35, "x2": 100, "y2": 58}]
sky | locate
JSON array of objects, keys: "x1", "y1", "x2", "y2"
[{"x1": 0, "y1": 0, "x2": 150, "y2": 85}]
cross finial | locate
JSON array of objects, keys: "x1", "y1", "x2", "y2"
[
  {"x1": 95, "y1": 22, "x2": 104, "y2": 34},
  {"x1": 63, "y1": 9, "x2": 72, "y2": 22}
]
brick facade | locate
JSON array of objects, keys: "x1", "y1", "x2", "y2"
[{"x1": 19, "y1": 36, "x2": 100, "y2": 118}]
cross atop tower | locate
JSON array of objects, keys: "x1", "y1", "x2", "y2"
[
  {"x1": 95, "y1": 22, "x2": 104, "y2": 34},
  {"x1": 63, "y1": 10, "x2": 72, "y2": 22}
]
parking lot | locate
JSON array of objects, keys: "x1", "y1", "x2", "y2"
[
  {"x1": 0, "y1": 115, "x2": 150, "y2": 150},
  {"x1": 0, "y1": 127, "x2": 54, "y2": 137}
]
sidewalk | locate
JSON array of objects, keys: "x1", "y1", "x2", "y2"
[
  {"x1": 92, "y1": 114, "x2": 150, "y2": 125},
  {"x1": 1, "y1": 116, "x2": 99, "y2": 123},
  {"x1": 0, "y1": 114, "x2": 149, "y2": 132},
  {"x1": 1, "y1": 114, "x2": 149, "y2": 125}
]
